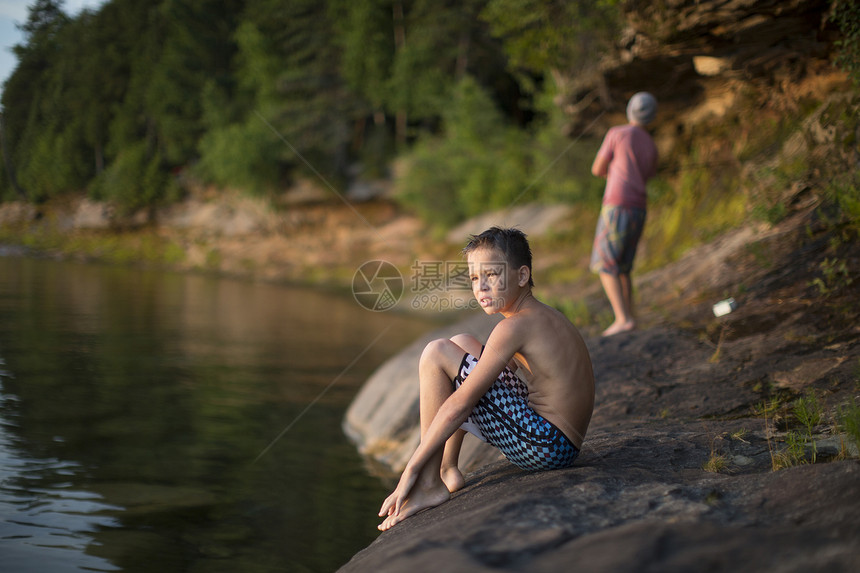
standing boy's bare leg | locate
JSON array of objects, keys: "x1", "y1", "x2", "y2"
[
  {"x1": 600, "y1": 272, "x2": 635, "y2": 336},
  {"x1": 378, "y1": 338, "x2": 471, "y2": 530},
  {"x1": 620, "y1": 273, "x2": 634, "y2": 322}
]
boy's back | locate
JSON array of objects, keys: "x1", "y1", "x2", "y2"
[{"x1": 498, "y1": 298, "x2": 594, "y2": 449}]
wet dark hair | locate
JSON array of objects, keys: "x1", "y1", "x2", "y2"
[{"x1": 462, "y1": 227, "x2": 534, "y2": 287}]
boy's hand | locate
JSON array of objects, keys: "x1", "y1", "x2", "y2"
[{"x1": 378, "y1": 467, "x2": 418, "y2": 519}]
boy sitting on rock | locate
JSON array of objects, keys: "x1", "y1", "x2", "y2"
[{"x1": 378, "y1": 227, "x2": 595, "y2": 531}]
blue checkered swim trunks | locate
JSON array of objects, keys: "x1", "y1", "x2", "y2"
[{"x1": 453, "y1": 352, "x2": 580, "y2": 471}]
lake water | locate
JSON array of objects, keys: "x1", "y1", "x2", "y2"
[{"x1": 0, "y1": 253, "x2": 437, "y2": 572}]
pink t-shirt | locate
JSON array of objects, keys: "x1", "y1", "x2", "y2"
[{"x1": 597, "y1": 124, "x2": 658, "y2": 209}]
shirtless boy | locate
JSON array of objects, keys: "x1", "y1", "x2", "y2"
[{"x1": 378, "y1": 227, "x2": 595, "y2": 531}]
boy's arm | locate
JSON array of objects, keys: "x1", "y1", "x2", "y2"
[
  {"x1": 591, "y1": 152, "x2": 609, "y2": 178},
  {"x1": 379, "y1": 321, "x2": 525, "y2": 520},
  {"x1": 403, "y1": 321, "x2": 522, "y2": 473},
  {"x1": 592, "y1": 130, "x2": 613, "y2": 178}
]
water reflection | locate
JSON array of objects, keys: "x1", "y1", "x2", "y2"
[
  {"x1": 0, "y1": 390, "x2": 121, "y2": 572},
  {"x1": 0, "y1": 256, "x2": 438, "y2": 572}
]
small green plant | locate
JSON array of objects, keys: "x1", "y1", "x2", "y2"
[
  {"x1": 703, "y1": 431, "x2": 729, "y2": 473},
  {"x1": 703, "y1": 453, "x2": 728, "y2": 473},
  {"x1": 809, "y1": 257, "x2": 854, "y2": 296},
  {"x1": 772, "y1": 430, "x2": 808, "y2": 470},
  {"x1": 763, "y1": 396, "x2": 800, "y2": 471},
  {"x1": 793, "y1": 389, "x2": 822, "y2": 463},
  {"x1": 837, "y1": 397, "x2": 860, "y2": 453},
  {"x1": 731, "y1": 428, "x2": 750, "y2": 443},
  {"x1": 793, "y1": 390, "x2": 822, "y2": 432},
  {"x1": 766, "y1": 390, "x2": 830, "y2": 470}
]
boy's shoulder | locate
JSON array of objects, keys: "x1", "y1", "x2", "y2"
[{"x1": 502, "y1": 298, "x2": 569, "y2": 334}]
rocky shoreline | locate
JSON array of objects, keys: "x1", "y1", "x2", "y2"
[
  {"x1": 340, "y1": 204, "x2": 860, "y2": 571},
  {"x1": 341, "y1": 437, "x2": 858, "y2": 572}
]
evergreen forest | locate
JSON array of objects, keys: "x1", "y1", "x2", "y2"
[
  {"x1": 0, "y1": 0, "x2": 620, "y2": 217},
  {"x1": 1, "y1": 0, "x2": 858, "y2": 232}
]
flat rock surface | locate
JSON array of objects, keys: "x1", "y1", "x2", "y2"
[{"x1": 343, "y1": 447, "x2": 858, "y2": 572}]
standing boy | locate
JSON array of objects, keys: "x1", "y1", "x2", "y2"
[
  {"x1": 591, "y1": 92, "x2": 659, "y2": 336},
  {"x1": 378, "y1": 227, "x2": 594, "y2": 531}
]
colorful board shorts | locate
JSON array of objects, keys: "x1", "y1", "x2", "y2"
[
  {"x1": 452, "y1": 352, "x2": 580, "y2": 471},
  {"x1": 590, "y1": 204, "x2": 647, "y2": 275}
]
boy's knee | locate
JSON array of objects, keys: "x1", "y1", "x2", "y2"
[
  {"x1": 420, "y1": 338, "x2": 453, "y2": 366},
  {"x1": 420, "y1": 336, "x2": 474, "y2": 370},
  {"x1": 449, "y1": 333, "x2": 481, "y2": 356}
]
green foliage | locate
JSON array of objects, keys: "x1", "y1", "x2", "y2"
[
  {"x1": 386, "y1": 22, "x2": 451, "y2": 121},
  {"x1": 16, "y1": 123, "x2": 90, "y2": 201},
  {"x1": 703, "y1": 452, "x2": 727, "y2": 473},
  {"x1": 812, "y1": 94, "x2": 860, "y2": 229},
  {"x1": 196, "y1": 118, "x2": 282, "y2": 195},
  {"x1": 638, "y1": 152, "x2": 747, "y2": 271},
  {"x1": 89, "y1": 142, "x2": 175, "y2": 213},
  {"x1": 145, "y1": 0, "x2": 243, "y2": 164},
  {"x1": 398, "y1": 73, "x2": 610, "y2": 229},
  {"x1": 0, "y1": 0, "x2": 850, "y2": 246},
  {"x1": 774, "y1": 430, "x2": 809, "y2": 468},
  {"x1": 336, "y1": 0, "x2": 395, "y2": 112},
  {"x1": 526, "y1": 81, "x2": 604, "y2": 204},
  {"x1": 826, "y1": 177, "x2": 860, "y2": 230},
  {"x1": 1, "y1": 1, "x2": 91, "y2": 201},
  {"x1": 831, "y1": 0, "x2": 860, "y2": 85},
  {"x1": 837, "y1": 397, "x2": 860, "y2": 452},
  {"x1": 397, "y1": 76, "x2": 531, "y2": 227},
  {"x1": 793, "y1": 390, "x2": 823, "y2": 431},
  {"x1": 809, "y1": 257, "x2": 854, "y2": 296},
  {"x1": 548, "y1": 297, "x2": 593, "y2": 327},
  {"x1": 481, "y1": 0, "x2": 622, "y2": 85},
  {"x1": 751, "y1": 200, "x2": 788, "y2": 225},
  {"x1": 234, "y1": 0, "x2": 356, "y2": 180},
  {"x1": 337, "y1": 0, "x2": 512, "y2": 124},
  {"x1": 793, "y1": 389, "x2": 822, "y2": 463}
]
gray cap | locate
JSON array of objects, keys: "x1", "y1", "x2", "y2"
[{"x1": 626, "y1": 92, "x2": 657, "y2": 125}]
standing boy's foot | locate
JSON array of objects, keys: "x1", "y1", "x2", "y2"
[
  {"x1": 440, "y1": 466, "x2": 465, "y2": 493},
  {"x1": 602, "y1": 320, "x2": 636, "y2": 337},
  {"x1": 378, "y1": 481, "x2": 450, "y2": 531}
]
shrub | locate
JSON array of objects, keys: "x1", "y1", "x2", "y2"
[
  {"x1": 196, "y1": 117, "x2": 283, "y2": 196},
  {"x1": 89, "y1": 142, "x2": 174, "y2": 213},
  {"x1": 397, "y1": 76, "x2": 531, "y2": 228}
]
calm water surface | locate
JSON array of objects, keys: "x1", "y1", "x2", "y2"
[{"x1": 0, "y1": 254, "x2": 436, "y2": 572}]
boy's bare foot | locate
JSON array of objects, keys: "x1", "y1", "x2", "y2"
[
  {"x1": 440, "y1": 466, "x2": 465, "y2": 493},
  {"x1": 378, "y1": 482, "x2": 450, "y2": 531},
  {"x1": 602, "y1": 320, "x2": 636, "y2": 337}
]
